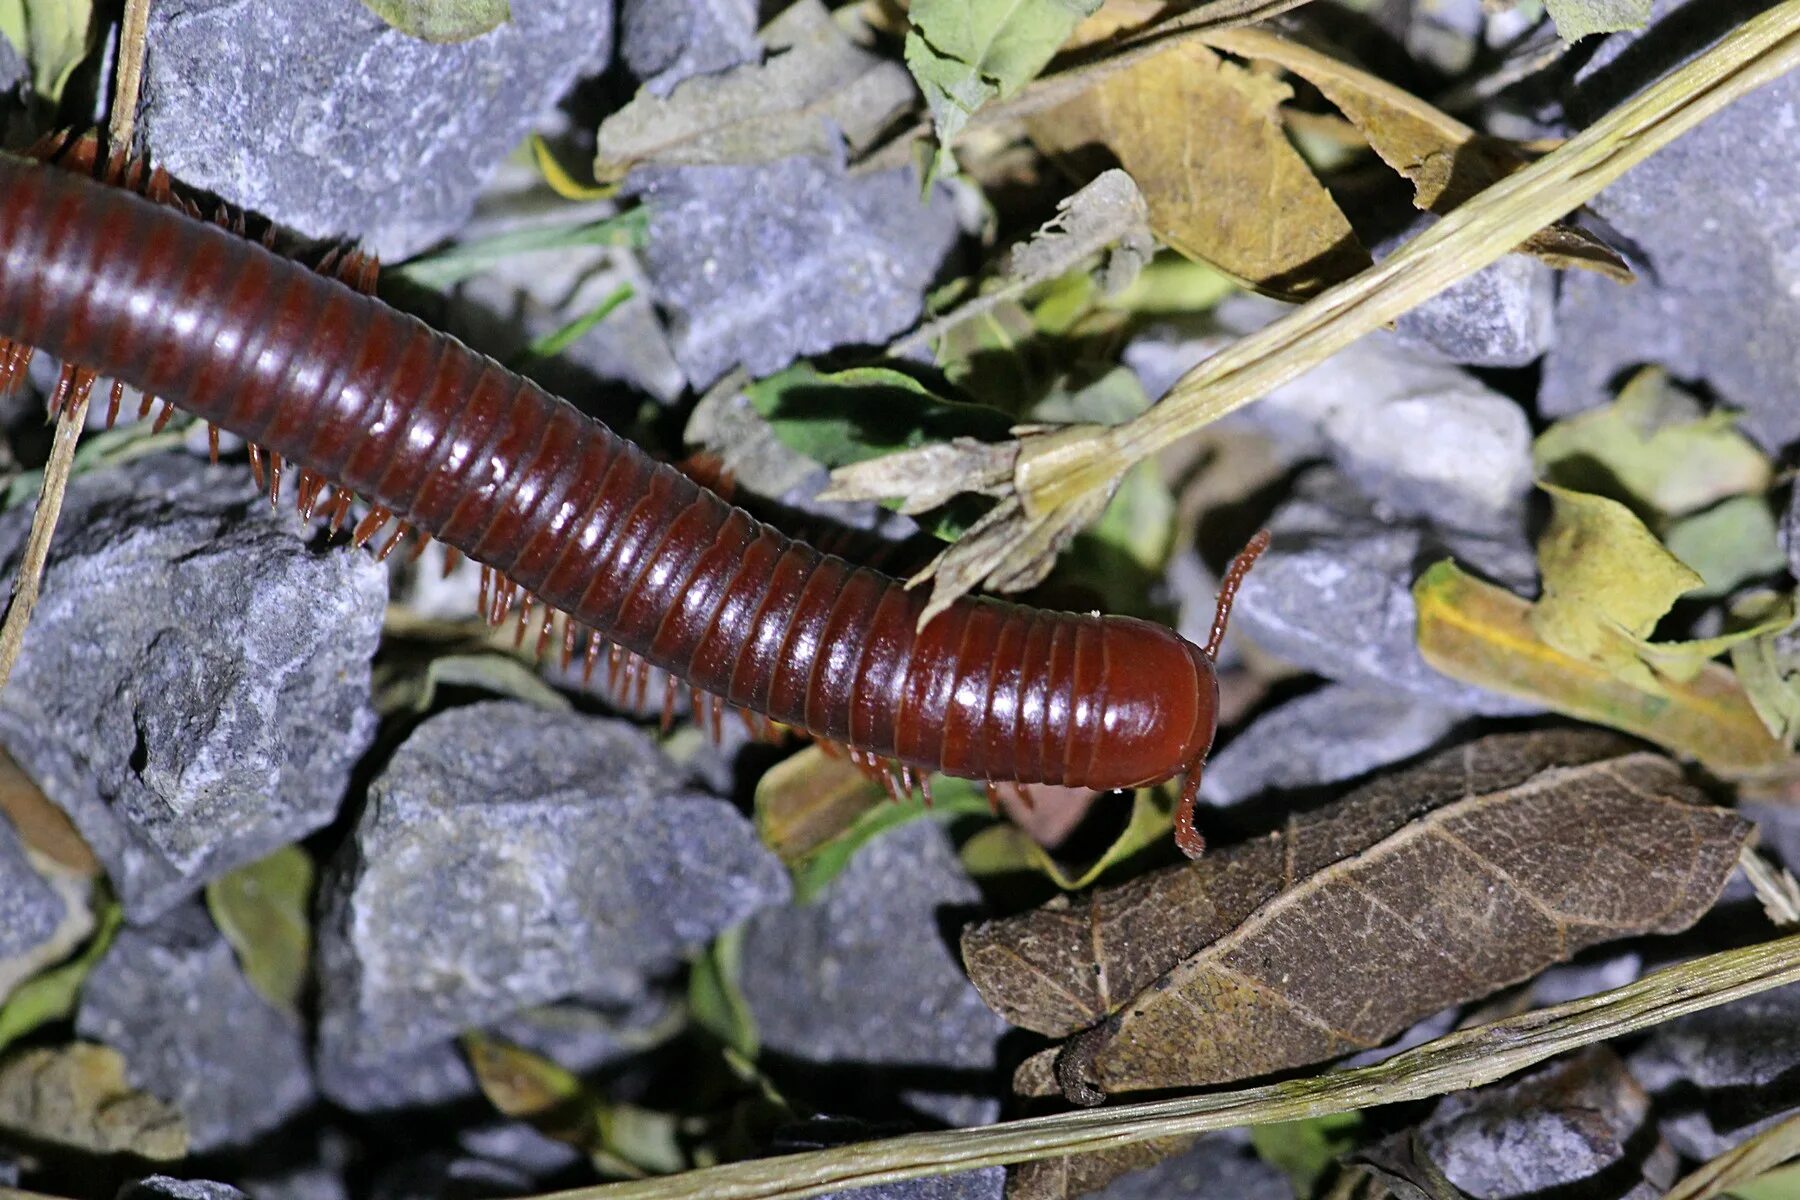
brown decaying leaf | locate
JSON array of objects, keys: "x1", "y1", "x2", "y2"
[
  {"x1": 0, "y1": 1042, "x2": 187, "y2": 1160},
  {"x1": 962, "y1": 731, "x2": 1749, "y2": 1104},
  {"x1": 0, "y1": 747, "x2": 96, "y2": 876},
  {"x1": 1027, "y1": 15, "x2": 1370, "y2": 299}
]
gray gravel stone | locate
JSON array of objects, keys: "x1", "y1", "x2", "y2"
[
  {"x1": 118, "y1": 1179, "x2": 250, "y2": 1200},
  {"x1": 815, "y1": 1170, "x2": 1006, "y2": 1200},
  {"x1": 1539, "y1": 0, "x2": 1800, "y2": 451},
  {"x1": 1629, "y1": 981, "x2": 1800, "y2": 1159},
  {"x1": 0, "y1": 815, "x2": 67, "y2": 972},
  {"x1": 1421, "y1": 1047, "x2": 1669, "y2": 1200},
  {"x1": 316, "y1": 701, "x2": 788, "y2": 1068},
  {"x1": 0, "y1": 453, "x2": 383, "y2": 923},
  {"x1": 317, "y1": 990, "x2": 677, "y2": 1114},
  {"x1": 1199, "y1": 683, "x2": 1463, "y2": 807},
  {"x1": 621, "y1": 0, "x2": 760, "y2": 96},
  {"x1": 1091, "y1": 1133, "x2": 1292, "y2": 1200},
  {"x1": 739, "y1": 820, "x2": 1008, "y2": 1129},
  {"x1": 1126, "y1": 301, "x2": 1534, "y2": 535},
  {"x1": 76, "y1": 904, "x2": 314, "y2": 1154},
  {"x1": 138, "y1": 0, "x2": 614, "y2": 261},
  {"x1": 1232, "y1": 471, "x2": 1540, "y2": 716},
  {"x1": 1378, "y1": 216, "x2": 1555, "y2": 367},
  {"x1": 635, "y1": 157, "x2": 961, "y2": 388}
]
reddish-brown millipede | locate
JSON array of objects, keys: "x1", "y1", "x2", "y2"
[{"x1": 0, "y1": 135, "x2": 1265, "y2": 857}]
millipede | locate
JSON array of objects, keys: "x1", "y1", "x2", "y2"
[{"x1": 0, "y1": 131, "x2": 1267, "y2": 858}]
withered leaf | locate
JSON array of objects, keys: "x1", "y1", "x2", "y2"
[
  {"x1": 594, "y1": 0, "x2": 915, "y2": 182},
  {"x1": 0, "y1": 1043, "x2": 187, "y2": 1159},
  {"x1": 962, "y1": 731, "x2": 1749, "y2": 1103},
  {"x1": 1027, "y1": 19, "x2": 1369, "y2": 299},
  {"x1": 1202, "y1": 26, "x2": 1630, "y2": 281},
  {"x1": 1415, "y1": 561, "x2": 1791, "y2": 775}
]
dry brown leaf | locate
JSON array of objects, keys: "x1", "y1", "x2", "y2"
[
  {"x1": 0, "y1": 1042, "x2": 187, "y2": 1159},
  {"x1": 1203, "y1": 26, "x2": 1631, "y2": 281},
  {"x1": 961, "y1": 730, "x2": 1749, "y2": 1104},
  {"x1": 1027, "y1": 19, "x2": 1369, "y2": 299},
  {"x1": 0, "y1": 747, "x2": 96, "y2": 876}
]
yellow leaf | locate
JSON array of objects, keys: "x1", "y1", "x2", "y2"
[
  {"x1": 1414, "y1": 560, "x2": 1789, "y2": 776},
  {"x1": 530, "y1": 134, "x2": 615, "y2": 201},
  {"x1": 1531, "y1": 484, "x2": 1704, "y2": 691},
  {"x1": 1028, "y1": 30, "x2": 1369, "y2": 299}
]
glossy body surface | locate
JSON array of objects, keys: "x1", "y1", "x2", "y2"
[{"x1": 0, "y1": 151, "x2": 1221, "y2": 795}]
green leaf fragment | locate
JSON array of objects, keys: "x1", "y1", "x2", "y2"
[
  {"x1": 1251, "y1": 1112, "x2": 1363, "y2": 1195},
  {"x1": 360, "y1": 0, "x2": 509, "y2": 42},
  {"x1": 743, "y1": 363, "x2": 1012, "y2": 471},
  {"x1": 689, "y1": 926, "x2": 758, "y2": 1060},
  {"x1": 0, "y1": 0, "x2": 95, "y2": 104},
  {"x1": 960, "y1": 788, "x2": 1170, "y2": 891},
  {"x1": 205, "y1": 845, "x2": 314, "y2": 1014},
  {"x1": 395, "y1": 210, "x2": 647, "y2": 291},
  {"x1": 0, "y1": 897, "x2": 120, "y2": 1055},
  {"x1": 512, "y1": 282, "x2": 635, "y2": 367},
  {"x1": 1663, "y1": 495, "x2": 1786, "y2": 597},
  {"x1": 1730, "y1": 594, "x2": 1800, "y2": 746},
  {"x1": 1533, "y1": 367, "x2": 1770, "y2": 523},
  {"x1": 1545, "y1": 0, "x2": 1653, "y2": 43},
  {"x1": 905, "y1": 0, "x2": 1104, "y2": 175}
]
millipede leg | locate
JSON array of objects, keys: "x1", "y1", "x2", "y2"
[
  {"x1": 107, "y1": 380, "x2": 124, "y2": 429},
  {"x1": 660, "y1": 676, "x2": 680, "y2": 733},
  {"x1": 1205, "y1": 528, "x2": 1272, "y2": 662},
  {"x1": 984, "y1": 781, "x2": 1001, "y2": 815},
  {"x1": 266, "y1": 450, "x2": 284, "y2": 505},
  {"x1": 246, "y1": 443, "x2": 266, "y2": 490},
  {"x1": 327, "y1": 490, "x2": 354, "y2": 535},
  {"x1": 206, "y1": 422, "x2": 220, "y2": 462},
  {"x1": 1174, "y1": 765, "x2": 1207, "y2": 860},
  {"x1": 151, "y1": 397, "x2": 176, "y2": 432}
]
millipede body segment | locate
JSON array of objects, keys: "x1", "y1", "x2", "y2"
[{"x1": 0, "y1": 144, "x2": 1263, "y2": 857}]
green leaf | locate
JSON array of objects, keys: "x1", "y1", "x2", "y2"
[
  {"x1": 743, "y1": 363, "x2": 1013, "y2": 471},
  {"x1": 1663, "y1": 495, "x2": 1786, "y2": 597},
  {"x1": 395, "y1": 210, "x2": 647, "y2": 291},
  {"x1": 758, "y1": 763, "x2": 992, "y2": 904},
  {"x1": 511, "y1": 282, "x2": 635, "y2": 368},
  {"x1": 0, "y1": 897, "x2": 120, "y2": 1054},
  {"x1": 1533, "y1": 368, "x2": 1770, "y2": 523},
  {"x1": 1730, "y1": 593, "x2": 1800, "y2": 746},
  {"x1": 689, "y1": 927, "x2": 758, "y2": 1060},
  {"x1": 373, "y1": 652, "x2": 574, "y2": 718},
  {"x1": 1251, "y1": 1112, "x2": 1363, "y2": 1195},
  {"x1": 0, "y1": 0, "x2": 95, "y2": 103},
  {"x1": 904, "y1": 0, "x2": 1104, "y2": 175},
  {"x1": 960, "y1": 788, "x2": 1170, "y2": 891},
  {"x1": 204, "y1": 845, "x2": 314, "y2": 1014},
  {"x1": 1545, "y1": 0, "x2": 1652, "y2": 43},
  {"x1": 360, "y1": 0, "x2": 508, "y2": 42}
]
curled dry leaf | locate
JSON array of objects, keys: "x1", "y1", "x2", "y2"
[
  {"x1": 0, "y1": 1042, "x2": 187, "y2": 1159},
  {"x1": 1202, "y1": 27, "x2": 1631, "y2": 281},
  {"x1": 1028, "y1": 19, "x2": 1370, "y2": 299},
  {"x1": 1415, "y1": 561, "x2": 1790, "y2": 776},
  {"x1": 961, "y1": 730, "x2": 1750, "y2": 1103},
  {"x1": 890, "y1": 169, "x2": 1154, "y2": 357},
  {"x1": 594, "y1": 0, "x2": 915, "y2": 182}
]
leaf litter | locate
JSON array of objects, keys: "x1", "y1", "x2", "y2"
[{"x1": 4, "y1": 0, "x2": 1800, "y2": 1198}]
